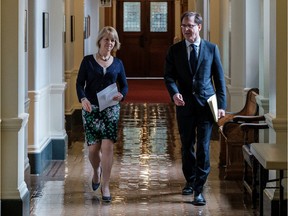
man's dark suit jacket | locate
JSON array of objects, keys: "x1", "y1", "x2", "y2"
[{"x1": 164, "y1": 39, "x2": 226, "y2": 113}]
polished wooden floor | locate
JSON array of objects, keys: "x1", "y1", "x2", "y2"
[{"x1": 29, "y1": 103, "x2": 258, "y2": 216}]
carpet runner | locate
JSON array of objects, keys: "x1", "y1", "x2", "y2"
[{"x1": 124, "y1": 79, "x2": 171, "y2": 103}]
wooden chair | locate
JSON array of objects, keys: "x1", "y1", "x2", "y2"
[
  {"x1": 234, "y1": 115, "x2": 269, "y2": 209},
  {"x1": 218, "y1": 88, "x2": 259, "y2": 179}
]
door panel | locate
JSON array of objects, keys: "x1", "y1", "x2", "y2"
[
  {"x1": 121, "y1": 34, "x2": 146, "y2": 77},
  {"x1": 117, "y1": 0, "x2": 174, "y2": 77}
]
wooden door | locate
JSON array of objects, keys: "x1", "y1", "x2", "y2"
[{"x1": 116, "y1": 0, "x2": 174, "y2": 77}]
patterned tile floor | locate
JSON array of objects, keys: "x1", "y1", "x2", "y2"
[{"x1": 29, "y1": 103, "x2": 258, "y2": 216}]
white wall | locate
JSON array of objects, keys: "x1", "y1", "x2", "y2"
[
  {"x1": 28, "y1": 0, "x2": 67, "y2": 153},
  {"x1": 84, "y1": 0, "x2": 99, "y2": 56},
  {"x1": 28, "y1": 0, "x2": 51, "y2": 90},
  {"x1": 28, "y1": 0, "x2": 51, "y2": 151}
]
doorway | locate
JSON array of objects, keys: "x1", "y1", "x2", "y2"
[{"x1": 116, "y1": 0, "x2": 174, "y2": 77}]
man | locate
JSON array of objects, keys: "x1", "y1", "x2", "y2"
[{"x1": 164, "y1": 11, "x2": 226, "y2": 206}]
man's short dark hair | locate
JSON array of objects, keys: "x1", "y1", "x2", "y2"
[{"x1": 181, "y1": 11, "x2": 203, "y2": 25}]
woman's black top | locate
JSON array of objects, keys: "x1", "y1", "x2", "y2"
[{"x1": 76, "y1": 54, "x2": 128, "y2": 106}]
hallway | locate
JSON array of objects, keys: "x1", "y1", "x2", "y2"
[{"x1": 29, "y1": 103, "x2": 257, "y2": 216}]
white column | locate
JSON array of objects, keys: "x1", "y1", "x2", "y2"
[
  {"x1": 1, "y1": 0, "x2": 29, "y2": 211},
  {"x1": 218, "y1": 0, "x2": 230, "y2": 84},
  {"x1": 219, "y1": 0, "x2": 229, "y2": 77},
  {"x1": 195, "y1": 0, "x2": 209, "y2": 40},
  {"x1": 215, "y1": 0, "x2": 231, "y2": 110},
  {"x1": 50, "y1": 0, "x2": 67, "y2": 141},
  {"x1": 229, "y1": 0, "x2": 245, "y2": 110},
  {"x1": 229, "y1": 0, "x2": 260, "y2": 111},
  {"x1": 264, "y1": 0, "x2": 284, "y2": 144},
  {"x1": 259, "y1": 0, "x2": 271, "y2": 99},
  {"x1": 245, "y1": 0, "x2": 260, "y2": 88},
  {"x1": 261, "y1": 0, "x2": 287, "y2": 211},
  {"x1": 257, "y1": 0, "x2": 270, "y2": 143}
]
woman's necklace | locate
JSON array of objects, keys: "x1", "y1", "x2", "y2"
[{"x1": 98, "y1": 52, "x2": 111, "y2": 61}]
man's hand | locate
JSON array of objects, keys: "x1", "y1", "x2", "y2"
[
  {"x1": 218, "y1": 109, "x2": 225, "y2": 119},
  {"x1": 173, "y1": 93, "x2": 185, "y2": 106}
]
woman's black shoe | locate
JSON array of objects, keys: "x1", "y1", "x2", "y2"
[
  {"x1": 102, "y1": 195, "x2": 112, "y2": 202},
  {"x1": 101, "y1": 187, "x2": 112, "y2": 202},
  {"x1": 92, "y1": 180, "x2": 100, "y2": 191},
  {"x1": 92, "y1": 168, "x2": 102, "y2": 191}
]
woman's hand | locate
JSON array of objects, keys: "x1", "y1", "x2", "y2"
[
  {"x1": 173, "y1": 93, "x2": 185, "y2": 106},
  {"x1": 81, "y1": 98, "x2": 92, "y2": 112},
  {"x1": 113, "y1": 92, "x2": 123, "y2": 102}
]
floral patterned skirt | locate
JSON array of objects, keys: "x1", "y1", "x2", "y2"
[{"x1": 82, "y1": 104, "x2": 120, "y2": 146}]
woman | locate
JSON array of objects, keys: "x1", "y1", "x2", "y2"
[{"x1": 76, "y1": 26, "x2": 128, "y2": 202}]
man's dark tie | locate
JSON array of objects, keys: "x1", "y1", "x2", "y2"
[{"x1": 190, "y1": 44, "x2": 198, "y2": 74}]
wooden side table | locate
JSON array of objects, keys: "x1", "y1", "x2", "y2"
[{"x1": 251, "y1": 143, "x2": 287, "y2": 216}]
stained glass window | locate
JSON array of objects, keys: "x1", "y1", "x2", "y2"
[
  {"x1": 123, "y1": 2, "x2": 141, "y2": 32},
  {"x1": 150, "y1": 2, "x2": 168, "y2": 32}
]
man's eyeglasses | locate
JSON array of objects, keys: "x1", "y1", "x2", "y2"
[{"x1": 180, "y1": 24, "x2": 197, "y2": 29}]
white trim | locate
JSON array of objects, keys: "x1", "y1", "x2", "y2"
[{"x1": 28, "y1": 137, "x2": 50, "y2": 153}]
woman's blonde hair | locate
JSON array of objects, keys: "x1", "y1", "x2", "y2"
[{"x1": 96, "y1": 26, "x2": 121, "y2": 51}]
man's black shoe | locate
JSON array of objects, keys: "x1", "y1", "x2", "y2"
[
  {"x1": 182, "y1": 183, "x2": 194, "y2": 195},
  {"x1": 192, "y1": 192, "x2": 206, "y2": 206}
]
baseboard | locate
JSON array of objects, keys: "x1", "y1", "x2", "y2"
[
  {"x1": 1, "y1": 190, "x2": 30, "y2": 216},
  {"x1": 28, "y1": 137, "x2": 67, "y2": 174}
]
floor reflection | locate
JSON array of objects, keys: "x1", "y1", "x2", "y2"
[{"x1": 29, "y1": 103, "x2": 257, "y2": 216}]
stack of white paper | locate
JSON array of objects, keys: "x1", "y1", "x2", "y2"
[
  {"x1": 207, "y1": 94, "x2": 218, "y2": 122},
  {"x1": 97, "y1": 83, "x2": 119, "y2": 111}
]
